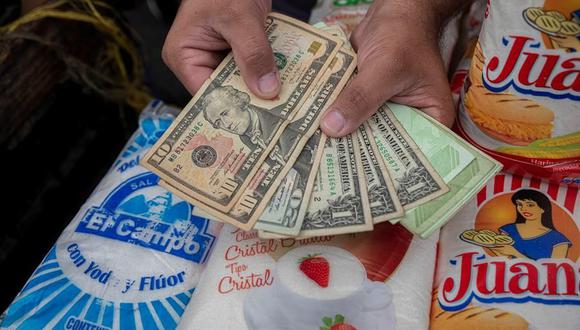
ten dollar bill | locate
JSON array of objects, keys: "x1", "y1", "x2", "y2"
[{"x1": 142, "y1": 13, "x2": 342, "y2": 212}]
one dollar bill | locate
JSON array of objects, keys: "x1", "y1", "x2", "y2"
[
  {"x1": 356, "y1": 125, "x2": 404, "y2": 223},
  {"x1": 279, "y1": 134, "x2": 374, "y2": 238},
  {"x1": 366, "y1": 104, "x2": 449, "y2": 210}
]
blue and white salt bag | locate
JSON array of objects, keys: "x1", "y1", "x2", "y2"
[{"x1": 1, "y1": 100, "x2": 220, "y2": 330}]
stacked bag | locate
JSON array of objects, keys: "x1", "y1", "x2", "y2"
[
  {"x1": 437, "y1": 0, "x2": 579, "y2": 328},
  {"x1": 0, "y1": 101, "x2": 221, "y2": 330},
  {"x1": 431, "y1": 173, "x2": 579, "y2": 329},
  {"x1": 454, "y1": 0, "x2": 579, "y2": 181},
  {"x1": 178, "y1": 224, "x2": 438, "y2": 329}
]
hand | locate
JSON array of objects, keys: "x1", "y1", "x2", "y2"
[
  {"x1": 320, "y1": 0, "x2": 457, "y2": 137},
  {"x1": 162, "y1": 0, "x2": 280, "y2": 99},
  {"x1": 489, "y1": 245, "x2": 521, "y2": 258},
  {"x1": 550, "y1": 35, "x2": 579, "y2": 52}
]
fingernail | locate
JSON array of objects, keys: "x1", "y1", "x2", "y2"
[
  {"x1": 258, "y1": 71, "x2": 280, "y2": 95},
  {"x1": 322, "y1": 111, "x2": 345, "y2": 136}
]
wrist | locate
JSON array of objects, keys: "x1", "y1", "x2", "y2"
[{"x1": 372, "y1": 0, "x2": 466, "y2": 36}]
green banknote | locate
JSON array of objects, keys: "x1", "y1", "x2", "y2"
[
  {"x1": 388, "y1": 104, "x2": 475, "y2": 183},
  {"x1": 313, "y1": 21, "x2": 353, "y2": 51},
  {"x1": 388, "y1": 103, "x2": 501, "y2": 238}
]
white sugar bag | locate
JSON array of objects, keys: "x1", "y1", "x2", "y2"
[{"x1": 179, "y1": 223, "x2": 437, "y2": 329}]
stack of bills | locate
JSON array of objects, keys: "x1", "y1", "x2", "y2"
[{"x1": 141, "y1": 14, "x2": 501, "y2": 239}]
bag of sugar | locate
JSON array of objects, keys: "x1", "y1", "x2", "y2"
[
  {"x1": 178, "y1": 222, "x2": 437, "y2": 329},
  {"x1": 432, "y1": 173, "x2": 580, "y2": 329},
  {"x1": 456, "y1": 0, "x2": 580, "y2": 183},
  {"x1": 0, "y1": 100, "x2": 220, "y2": 330}
]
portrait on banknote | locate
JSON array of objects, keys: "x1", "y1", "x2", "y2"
[{"x1": 202, "y1": 86, "x2": 279, "y2": 150}]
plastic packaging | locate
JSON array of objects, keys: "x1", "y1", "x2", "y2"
[
  {"x1": 456, "y1": 0, "x2": 580, "y2": 185},
  {"x1": 178, "y1": 223, "x2": 437, "y2": 329},
  {"x1": 432, "y1": 173, "x2": 579, "y2": 329},
  {"x1": 0, "y1": 100, "x2": 220, "y2": 330}
]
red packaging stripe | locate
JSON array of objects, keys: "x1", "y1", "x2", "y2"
[
  {"x1": 477, "y1": 186, "x2": 487, "y2": 207},
  {"x1": 564, "y1": 186, "x2": 578, "y2": 213},
  {"x1": 510, "y1": 174, "x2": 523, "y2": 190},
  {"x1": 547, "y1": 182, "x2": 560, "y2": 201},
  {"x1": 530, "y1": 177, "x2": 542, "y2": 189}
]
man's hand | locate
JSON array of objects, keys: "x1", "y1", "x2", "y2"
[
  {"x1": 321, "y1": 0, "x2": 464, "y2": 137},
  {"x1": 163, "y1": 0, "x2": 280, "y2": 99}
]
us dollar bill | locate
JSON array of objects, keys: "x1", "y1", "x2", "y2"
[
  {"x1": 175, "y1": 48, "x2": 356, "y2": 230},
  {"x1": 142, "y1": 13, "x2": 342, "y2": 212},
  {"x1": 356, "y1": 125, "x2": 404, "y2": 223},
  {"x1": 312, "y1": 22, "x2": 353, "y2": 51},
  {"x1": 233, "y1": 49, "x2": 356, "y2": 228},
  {"x1": 253, "y1": 131, "x2": 327, "y2": 235},
  {"x1": 366, "y1": 104, "x2": 449, "y2": 210},
  {"x1": 292, "y1": 134, "x2": 373, "y2": 237},
  {"x1": 259, "y1": 123, "x2": 408, "y2": 239},
  {"x1": 385, "y1": 103, "x2": 499, "y2": 237}
]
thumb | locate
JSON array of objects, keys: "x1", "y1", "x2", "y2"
[
  {"x1": 321, "y1": 69, "x2": 396, "y2": 137},
  {"x1": 391, "y1": 71, "x2": 456, "y2": 128},
  {"x1": 409, "y1": 97, "x2": 456, "y2": 129},
  {"x1": 221, "y1": 17, "x2": 280, "y2": 99}
]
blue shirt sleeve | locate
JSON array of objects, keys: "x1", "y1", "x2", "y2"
[{"x1": 545, "y1": 230, "x2": 571, "y2": 248}]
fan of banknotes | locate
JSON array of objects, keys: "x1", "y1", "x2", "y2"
[{"x1": 142, "y1": 14, "x2": 501, "y2": 239}]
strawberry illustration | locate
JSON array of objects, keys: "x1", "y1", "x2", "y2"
[
  {"x1": 298, "y1": 254, "x2": 329, "y2": 287},
  {"x1": 320, "y1": 314, "x2": 357, "y2": 330}
]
